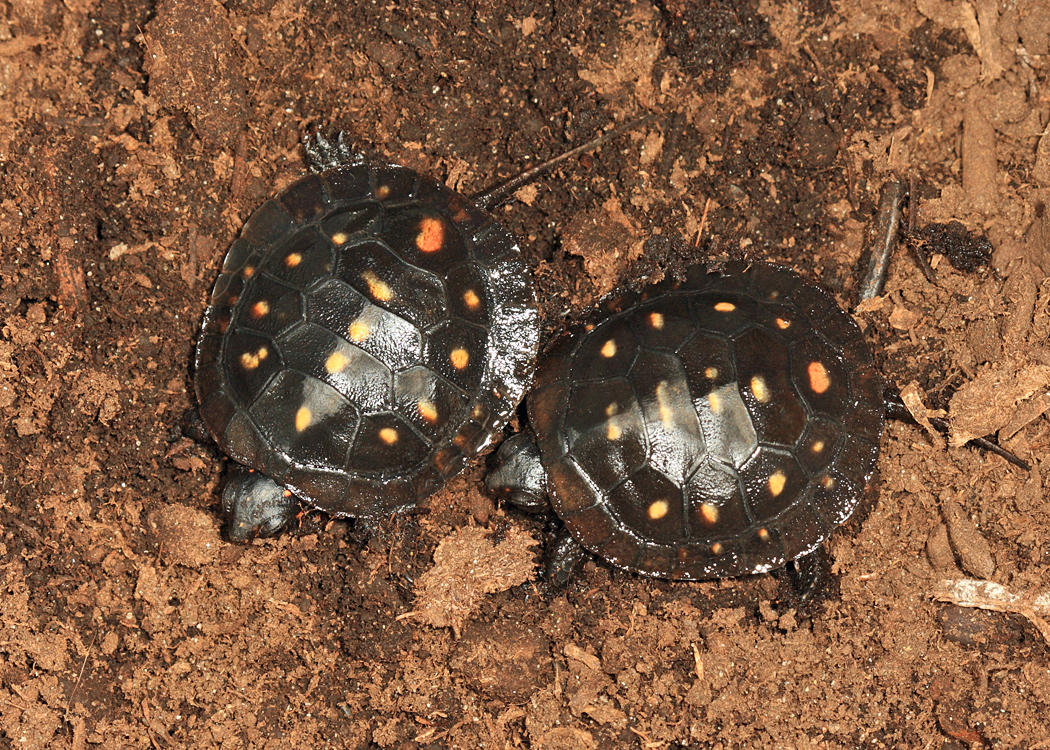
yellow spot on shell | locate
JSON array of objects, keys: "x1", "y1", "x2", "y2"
[
  {"x1": 285, "y1": 252, "x2": 302, "y2": 268},
  {"x1": 605, "y1": 402, "x2": 619, "y2": 417},
  {"x1": 325, "y1": 351, "x2": 347, "y2": 373},
  {"x1": 758, "y1": 527, "x2": 771, "y2": 541},
  {"x1": 249, "y1": 300, "x2": 269, "y2": 319},
  {"x1": 379, "y1": 427, "x2": 398, "y2": 444},
  {"x1": 704, "y1": 367, "x2": 718, "y2": 379},
  {"x1": 768, "y1": 471, "x2": 786, "y2": 497},
  {"x1": 331, "y1": 232, "x2": 349, "y2": 245},
  {"x1": 600, "y1": 339, "x2": 617, "y2": 358},
  {"x1": 463, "y1": 289, "x2": 480, "y2": 310},
  {"x1": 750, "y1": 375, "x2": 770, "y2": 403},
  {"x1": 450, "y1": 348, "x2": 469, "y2": 370},
  {"x1": 348, "y1": 320, "x2": 370, "y2": 342},
  {"x1": 776, "y1": 317, "x2": 791, "y2": 329},
  {"x1": 295, "y1": 407, "x2": 311, "y2": 432},
  {"x1": 238, "y1": 347, "x2": 268, "y2": 370},
  {"x1": 376, "y1": 185, "x2": 391, "y2": 199},
  {"x1": 242, "y1": 265, "x2": 255, "y2": 278},
  {"x1": 710, "y1": 542, "x2": 724, "y2": 555},
  {"x1": 821, "y1": 475, "x2": 836, "y2": 489},
  {"x1": 808, "y1": 361, "x2": 831, "y2": 394},
  {"x1": 714, "y1": 301, "x2": 735, "y2": 312},
  {"x1": 700, "y1": 503, "x2": 719, "y2": 525},
  {"x1": 708, "y1": 391, "x2": 722, "y2": 413},
  {"x1": 812, "y1": 440, "x2": 825, "y2": 453},
  {"x1": 648, "y1": 500, "x2": 669, "y2": 520},
  {"x1": 362, "y1": 270, "x2": 393, "y2": 302},
  {"x1": 656, "y1": 381, "x2": 674, "y2": 427},
  {"x1": 416, "y1": 217, "x2": 445, "y2": 253},
  {"x1": 648, "y1": 312, "x2": 664, "y2": 329},
  {"x1": 418, "y1": 400, "x2": 438, "y2": 423},
  {"x1": 606, "y1": 422, "x2": 622, "y2": 440}
]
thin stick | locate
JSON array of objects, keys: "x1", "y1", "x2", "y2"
[
  {"x1": 883, "y1": 389, "x2": 1031, "y2": 470},
  {"x1": 857, "y1": 180, "x2": 905, "y2": 302},
  {"x1": 470, "y1": 113, "x2": 656, "y2": 211},
  {"x1": 906, "y1": 173, "x2": 937, "y2": 283}
]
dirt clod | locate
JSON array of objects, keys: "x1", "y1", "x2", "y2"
[{"x1": 409, "y1": 524, "x2": 537, "y2": 637}]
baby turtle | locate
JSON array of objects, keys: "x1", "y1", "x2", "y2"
[
  {"x1": 195, "y1": 122, "x2": 645, "y2": 541},
  {"x1": 487, "y1": 261, "x2": 885, "y2": 583}
]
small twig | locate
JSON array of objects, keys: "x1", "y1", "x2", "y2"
[
  {"x1": 857, "y1": 180, "x2": 905, "y2": 303},
  {"x1": 471, "y1": 113, "x2": 656, "y2": 210},
  {"x1": 931, "y1": 578, "x2": 1050, "y2": 644},
  {"x1": 694, "y1": 197, "x2": 712, "y2": 248},
  {"x1": 63, "y1": 630, "x2": 97, "y2": 723},
  {"x1": 690, "y1": 642, "x2": 704, "y2": 681},
  {"x1": 905, "y1": 174, "x2": 937, "y2": 284}
]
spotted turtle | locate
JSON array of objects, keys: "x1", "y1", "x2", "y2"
[
  {"x1": 194, "y1": 134, "x2": 542, "y2": 540},
  {"x1": 486, "y1": 261, "x2": 886, "y2": 583}
]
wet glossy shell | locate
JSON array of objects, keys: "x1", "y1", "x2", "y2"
[
  {"x1": 195, "y1": 161, "x2": 539, "y2": 518},
  {"x1": 529, "y1": 262, "x2": 884, "y2": 579}
]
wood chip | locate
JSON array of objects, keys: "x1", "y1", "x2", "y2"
[{"x1": 932, "y1": 578, "x2": 1050, "y2": 644}]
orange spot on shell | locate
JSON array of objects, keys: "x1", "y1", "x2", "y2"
[
  {"x1": 462, "y1": 289, "x2": 480, "y2": 310},
  {"x1": 418, "y1": 400, "x2": 438, "y2": 423},
  {"x1": 249, "y1": 300, "x2": 269, "y2": 319},
  {"x1": 362, "y1": 271, "x2": 393, "y2": 302},
  {"x1": 285, "y1": 252, "x2": 302, "y2": 268},
  {"x1": 714, "y1": 301, "x2": 735, "y2": 312},
  {"x1": 648, "y1": 500, "x2": 669, "y2": 520},
  {"x1": 348, "y1": 321, "x2": 369, "y2": 342},
  {"x1": 700, "y1": 503, "x2": 719, "y2": 525},
  {"x1": 808, "y1": 361, "x2": 831, "y2": 394},
  {"x1": 416, "y1": 217, "x2": 445, "y2": 253},
  {"x1": 379, "y1": 427, "x2": 398, "y2": 444},
  {"x1": 450, "y1": 348, "x2": 469, "y2": 370}
]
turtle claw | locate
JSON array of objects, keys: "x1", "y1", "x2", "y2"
[{"x1": 302, "y1": 130, "x2": 366, "y2": 173}]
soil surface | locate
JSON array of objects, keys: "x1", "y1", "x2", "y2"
[{"x1": 3, "y1": 0, "x2": 1050, "y2": 747}]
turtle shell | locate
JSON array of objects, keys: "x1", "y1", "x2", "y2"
[
  {"x1": 528, "y1": 261, "x2": 884, "y2": 579},
  {"x1": 195, "y1": 161, "x2": 539, "y2": 518}
]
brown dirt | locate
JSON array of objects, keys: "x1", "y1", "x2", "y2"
[{"x1": 2, "y1": 0, "x2": 1049, "y2": 747}]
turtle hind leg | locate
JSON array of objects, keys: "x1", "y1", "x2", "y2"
[
  {"x1": 302, "y1": 130, "x2": 366, "y2": 173},
  {"x1": 180, "y1": 407, "x2": 211, "y2": 444}
]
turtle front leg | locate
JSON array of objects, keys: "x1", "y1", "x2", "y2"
[
  {"x1": 545, "y1": 527, "x2": 589, "y2": 587},
  {"x1": 783, "y1": 547, "x2": 832, "y2": 601},
  {"x1": 302, "y1": 131, "x2": 366, "y2": 173}
]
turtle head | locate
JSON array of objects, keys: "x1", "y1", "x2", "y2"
[
  {"x1": 221, "y1": 466, "x2": 300, "y2": 542},
  {"x1": 485, "y1": 431, "x2": 549, "y2": 513}
]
